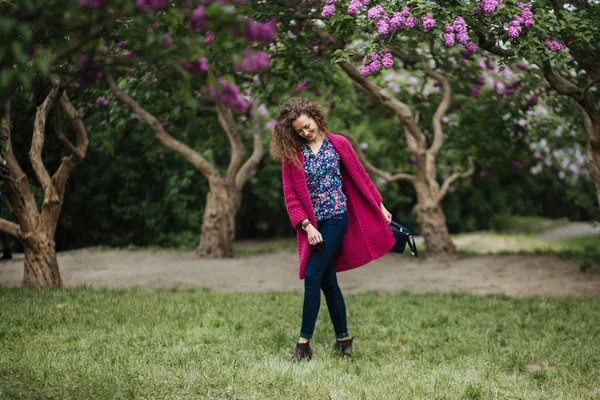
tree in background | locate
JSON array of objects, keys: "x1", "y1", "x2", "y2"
[
  {"x1": 1, "y1": 76, "x2": 88, "y2": 288},
  {"x1": 107, "y1": 76, "x2": 265, "y2": 258},
  {"x1": 0, "y1": 0, "x2": 274, "y2": 285},
  {"x1": 319, "y1": 0, "x2": 600, "y2": 205}
]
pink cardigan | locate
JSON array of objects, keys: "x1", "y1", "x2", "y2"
[{"x1": 282, "y1": 132, "x2": 395, "y2": 279}]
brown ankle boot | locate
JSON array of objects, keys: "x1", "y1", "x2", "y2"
[
  {"x1": 292, "y1": 341, "x2": 312, "y2": 361},
  {"x1": 334, "y1": 337, "x2": 354, "y2": 356}
]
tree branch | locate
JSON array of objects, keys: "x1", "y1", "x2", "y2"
[
  {"x1": 235, "y1": 101, "x2": 265, "y2": 190},
  {"x1": 215, "y1": 102, "x2": 247, "y2": 186},
  {"x1": 106, "y1": 74, "x2": 219, "y2": 179},
  {"x1": 53, "y1": 107, "x2": 77, "y2": 155},
  {"x1": 436, "y1": 156, "x2": 475, "y2": 204},
  {"x1": 337, "y1": 60, "x2": 426, "y2": 150},
  {"x1": 30, "y1": 84, "x2": 63, "y2": 193},
  {"x1": 53, "y1": 88, "x2": 89, "y2": 191},
  {"x1": 0, "y1": 217, "x2": 22, "y2": 239},
  {"x1": 339, "y1": 132, "x2": 416, "y2": 183},
  {"x1": 1, "y1": 99, "x2": 39, "y2": 232}
]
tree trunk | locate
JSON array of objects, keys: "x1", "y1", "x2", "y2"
[
  {"x1": 413, "y1": 202, "x2": 457, "y2": 262},
  {"x1": 22, "y1": 233, "x2": 62, "y2": 288},
  {"x1": 196, "y1": 183, "x2": 239, "y2": 258},
  {"x1": 585, "y1": 125, "x2": 600, "y2": 207},
  {"x1": 412, "y1": 153, "x2": 458, "y2": 262}
]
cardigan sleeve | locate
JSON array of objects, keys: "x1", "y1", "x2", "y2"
[
  {"x1": 282, "y1": 162, "x2": 308, "y2": 229},
  {"x1": 341, "y1": 137, "x2": 384, "y2": 205}
]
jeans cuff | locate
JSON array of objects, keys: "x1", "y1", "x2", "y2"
[
  {"x1": 300, "y1": 332, "x2": 313, "y2": 339},
  {"x1": 335, "y1": 331, "x2": 349, "y2": 339}
]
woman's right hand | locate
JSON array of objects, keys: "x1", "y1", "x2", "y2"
[{"x1": 305, "y1": 225, "x2": 323, "y2": 246}]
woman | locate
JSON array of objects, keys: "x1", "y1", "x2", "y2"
[{"x1": 270, "y1": 97, "x2": 396, "y2": 361}]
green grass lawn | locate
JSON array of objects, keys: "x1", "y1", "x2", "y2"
[{"x1": 1, "y1": 287, "x2": 599, "y2": 399}]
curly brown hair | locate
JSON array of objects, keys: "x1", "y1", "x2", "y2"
[{"x1": 269, "y1": 97, "x2": 329, "y2": 169}]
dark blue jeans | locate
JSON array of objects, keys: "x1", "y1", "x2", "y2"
[{"x1": 300, "y1": 211, "x2": 349, "y2": 339}]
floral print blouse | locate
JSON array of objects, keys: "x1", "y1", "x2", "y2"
[{"x1": 301, "y1": 136, "x2": 348, "y2": 221}]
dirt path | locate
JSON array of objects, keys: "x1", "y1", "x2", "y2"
[{"x1": 1, "y1": 248, "x2": 598, "y2": 297}]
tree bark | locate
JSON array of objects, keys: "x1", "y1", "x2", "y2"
[
  {"x1": 413, "y1": 202, "x2": 457, "y2": 262},
  {"x1": 196, "y1": 182, "x2": 240, "y2": 258},
  {"x1": 22, "y1": 232, "x2": 62, "y2": 288}
]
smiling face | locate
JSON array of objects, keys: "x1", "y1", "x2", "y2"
[{"x1": 291, "y1": 114, "x2": 320, "y2": 144}]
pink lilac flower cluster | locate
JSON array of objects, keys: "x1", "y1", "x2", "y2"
[
  {"x1": 348, "y1": 0, "x2": 370, "y2": 15},
  {"x1": 473, "y1": 0, "x2": 503, "y2": 15},
  {"x1": 190, "y1": 6, "x2": 208, "y2": 31},
  {"x1": 180, "y1": 57, "x2": 209, "y2": 75},
  {"x1": 95, "y1": 97, "x2": 109, "y2": 107},
  {"x1": 136, "y1": 0, "x2": 168, "y2": 11},
  {"x1": 236, "y1": 50, "x2": 270, "y2": 73},
  {"x1": 79, "y1": 0, "x2": 107, "y2": 7},
  {"x1": 206, "y1": 78, "x2": 249, "y2": 112},
  {"x1": 205, "y1": 31, "x2": 215, "y2": 44},
  {"x1": 421, "y1": 13, "x2": 435, "y2": 30},
  {"x1": 359, "y1": 49, "x2": 393, "y2": 76},
  {"x1": 544, "y1": 40, "x2": 563, "y2": 52},
  {"x1": 323, "y1": 5, "x2": 336, "y2": 18},
  {"x1": 365, "y1": 5, "x2": 422, "y2": 35},
  {"x1": 367, "y1": 5, "x2": 386, "y2": 19},
  {"x1": 443, "y1": 17, "x2": 478, "y2": 54},
  {"x1": 295, "y1": 80, "x2": 309, "y2": 92},
  {"x1": 243, "y1": 18, "x2": 277, "y2": 42},
  {"x1": 508, "y1": 2, "x2": 535, "y2": 39}
]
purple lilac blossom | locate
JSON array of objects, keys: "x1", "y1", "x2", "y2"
[
  {"x1": 180, "y1": 57, "x2": 209, "y2": 75},
  {"x1": 377, "y1": 19, "x2": 390, "y2": 34},
  {"x1": 207, "y1": 79, "x2": 249, "y2": 112},
  {"x1": 443, "y1": 33, "x2": 455, "y2": 46},
  {"x1": 204, "y1": 31, "x2": 215, "y2": 44},
  {"x1": 136, "y1": 0, "x2": 168, "y2": 11},
  {"x1": 405, "y1": 17, "x2": 418, "y2": 28},
  {"x1": 544, "y1": 41, "x2": 563, "y2": 52},
  {"x1": 322, "y1": 5, "x2": 336, "y2": 17},
  {"x1": 295, "y1": 80, "x2": 309, "y2": 92},
  {"x1": 190, "y1": 6, "x2": 207, "y2": 31},
  {"x1": 244, "y1": 19, "x2": 277, "y2": 42},
  {"x1": 236, "y1": 51, "x2": 270, "y2": 73},
  {"x1": 382, "y1": 54, "x2": 393, "y2": 68},
  {"x1": 367, "y1": 5, "x2": 386, "y2": 19},
  {"x1": 390, "y1": 13, "x2": 405, "y2": 29},
  {"x1": 80, "y1": 0, "x2": 107, "y2": 7},
  {"x1": 422, "y1": 13, "x2": 435, "y2": 30},
  {"x1": 348, "y1": 1, "x2": 361, "y2": 14},
  {"x1": 464, "y1": 42, "x2": 477, "y2": 55}
]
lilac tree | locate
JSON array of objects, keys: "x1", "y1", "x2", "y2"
[
  {"x1": 321, "y1": 0, "x2": 600, "y2": 206},
  {"x1": 0, "y1": 0, "x2": 275, "y2": 286}
]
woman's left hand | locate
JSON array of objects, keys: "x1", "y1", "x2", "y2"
[{"x1": 379, "y1": 203, "x2": 392, "y2": 225}]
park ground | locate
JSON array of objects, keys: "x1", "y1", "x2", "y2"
[
  {"x1": 1, "y1": 221, "x2": 599, "y2": 296},
  {"x1": 1, "y1": 220, "x2": 599, "y2": 399}
]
